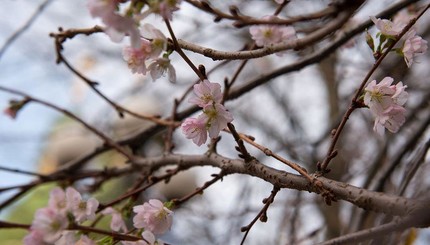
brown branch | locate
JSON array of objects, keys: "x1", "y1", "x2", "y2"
[
  {"x1": 177, "y1": 3, "x2": 360, "y2": 60},
  {"x1": 227, "y1": 123, "x2": 253, "y2": 162},
  {"x1": 0, "y1": 220, "x2": 31, "y2": 229},
  {"x1": 317, "y1": 210, "x2": 430, "y2": 245},
  {"x1": 319, "y1": 3, "x2": 430, "y2": 173},
  {"x1": 233, "y1": 3, "x2": 337, "y2": 28},
  {"x1": 165, "y1": 18, "x2": 205, "y2": 80},
  {"x1": 0, "y1": 0, "x2": 53, "y2": 60},
  {"x1": 0, "y1": 165, "x2": 48, "y2": 178},
  {"x1": 172, "y1": 171, "x2": 224, "y2": 206},
  {"x1": 0, "y1": 85, "x2": 135, "y2": 161},
  {"x1": 50, "y1": 27, "x2": 176, "y2": 126},
  {"x1": 131, "y1": 154, "x2": 425, "y2": 217},
  {"x1": 226, "y1": 0, "x2": 421, "y2": 101},
  {"x1": 240, "y1": 186, "x2": 280, "y2": 245}
]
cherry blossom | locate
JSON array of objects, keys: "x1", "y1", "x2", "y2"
[
  {"x1": 147, "y1": 58, "x2": 176, "y2": 83},
  {"x1": 249, "y1": 15, "x2": 296, "y2": 47},
  {"x1": 56, "y1": 232, "x2": 96, "y2": 245},
  {"x1": 87, "y1": 0, "x2": 117, "y2": 19},
  {"x1": 87, "y1": 0, "x2": 140, "y2": 48},
  {"x1": 104, "y1": 15, "x2": 141, "y2": 48},
  {"x1": 141, "y1": 24, "x2": 168, "y2": 58},
  {"x1": 402, "y1": 28, "x2": 428, "y2": 67},
  {"x1": 48, "y1": 187, "x2": 67, "y2": 213},
  {"x1": 133, "y1": 199, "x2": 173, "y2": 235},
  {"x1": 55, "y1": 231, "x2": 78, "y2": 245},
  {"x1": 123, "y1": 39, "x2": 153, "y2": 75},
  {"x1": 76, "y1": 235, "x2": 96, "y2": 245},
  {"x1": 373, "y1": 104, "x2": 406, "y2": 135},
  {"x1": 188, "y1": 80, "x2": 223, "y2": 107},
  {"x1": 364, "y1": 77, "x2": 408, "y2": 134},
  {"x1": 102, "y1": 207, "x2": 128, "y2": 232},
  {"x1": 23, "y1": 230, "x2": 47, "y2": 245},
  {"x1": 30, "y1": 207, "x2": 69, "y2": 243},
  {"x1": 392, "y1": 82, "x2": 408, "y2": 106},
  {"x1": 393, "y1": 10, "x2": 413, "y2": 26},
  {"x1": 182, "y1": 80, "x2": 234, "y2": 146},
  {"x1": 370, "y1": 16, "x2": 405, "y2": 37},
  {"x1": 202, "y1": 103, "x2": 234, "y2": 139},
  {"x1": 66, "y1": 187, "x2": 99, "y2": 223},
  {"x1": 181, "y1": 116, "x2": 208, "y2": 146},
  {"x1": 141, "y1": 230, "x2": 165, "y2": 245}
]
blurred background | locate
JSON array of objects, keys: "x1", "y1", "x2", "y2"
[{"x1": 1, "y1": 0, "x2": 430, "y2": 244}]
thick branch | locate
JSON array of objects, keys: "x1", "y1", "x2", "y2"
[
  {"x1": 133, "y1": 154, "x2": 425, "y2": 216},
  {"x1": 177, "y1": 3, "x2": 359, "y2": 60}
]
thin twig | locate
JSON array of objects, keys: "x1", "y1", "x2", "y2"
[
  {"x1": 319, "y1": 4, "x2": 430, "y2": 173},
  {"x1": 177, "y1": 4, "x2": 359, "y2": 60},
  {"x1": 172, "y1": 171, "x2": 224, "y2": 206},
  {"x1": 0, "y1": 85, "x2": 134, "y2": 161},
  {"x1": 0, "y1": 165, "x2": 48, "y2": 178},
  {"x1": 240, "y1": 186, "x2": 280, "y2": 245},
  {"x1": 0, "y1": 0, "x2": 53, "y2": 60},
  {"x1": 164, "y1": 18, "x2": 205, "y2": 80}
]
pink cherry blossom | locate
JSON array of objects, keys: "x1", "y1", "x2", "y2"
[
  {"x1": 121, "y1": 241, "x2": 149, "y2": 245},
  {"x1": 181, "y1": 116, "x2": 208, "y2": 146},
  {"x1": 370, "y1": 16, "x2": 405, "y2": 36},
  {"x1": 274, "y1": 0, "x2": 284, "y2": 4},
  {"x1": 141, "y1": 24, "x2": 167, "y2": 58},
  {"x1": 30, "y1": 207, "x2": 69, "y2": 243},
  {"x1": 76, "y1": 235, "x2": 96, "y2": 245},
  {"x1": 23, "y1": 230, "x2": 47, "y2": 245},
  {"x1": 202, "y1": 103, "x2": 233, "y2": 138},
  {"x1": 66, "y1": 187, "x2": 99, "y2": 223},
  {"x1": 364, "y1": 77, "x2": 408, "y2": 135},
  {"x1": 87, "y1": 0, "x2": 140, "y2": 48},
  {"x1": 56, "y1": 232, "x2": 96, "y2": 245},
  {"x1": 48, "y1": 187, "x2": 67, "y2": 213},
  {"x1": 402, "y1": 28, "x2": 428, "y2": 67},
  {"x1": 189, "y1": 80, "x2": 223, "y2": 107},
  {"x1": 364, "y1": 77, "x2": 395, "y2": 108},
  {"x1": 87, "y1": 0, "x2": 117, "y2": 19},
  {"x1": 249, "y1": 15, "x2": 296, "y2": 47},
  {"x1": 140, "y1": 230, "x2": 165, "y2": 245},
  {"x1": 373, "y1": 105, "x2": 406, "y2": 134},
  {"x1": 55, "y1": 231, "x2": 78, "y2": 245},
  {"x1": 392, "y1": 82, "x2": 408, "y2": 106},
  {"x1": 393, "y1": 10, "x2": 413, "y2": 26},
  {"x1": 147, "y1": 58, "x2": 176, "y2": 83},
  {"x1": 102, "y1": 207, "x2": 128, "y2": 232},
  {"x1": 123, "y1": 39, "x2": 153, "y2": 75},
  {"x1": 104, "y1": 14, "x2": 141, "y2": 48},
  {"x1": 133, "y1": 199, "x2": 173, "y2": 235}
]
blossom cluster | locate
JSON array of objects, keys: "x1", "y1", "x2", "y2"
[
  {"x1": 360, "y1": 14, "x2": 427, "y2": 134},
  {"x1": 249, "y1": 15, "x2": 296, "y2": 55},
  {"x1": 23, "y1": 187, "x2": 173, "y2": 245},
  {"x1": 181, "y1": 80, "x2": 233, "y2": 146},
  {"x1": 364, "y1": 77, "x2": 408, "y2": 135},
  {"x1": 122, "y1": 23, "x2": 176, "y2": 82},
  {"x1": 370, "y1": 15, "x2": 427, "y2": 67},
  {"x1": 24, "y1": 187, "x2": 99, "y2": 244},
  {"x1": 87, "y1": 0, "x2": 181, "y2": 82}
]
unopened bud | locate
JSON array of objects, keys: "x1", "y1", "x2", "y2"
[{"x1": 365, "y1": 31, "x2": 375, "y2": 52}]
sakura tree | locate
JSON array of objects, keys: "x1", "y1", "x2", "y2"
[{"x1": 0, "y1": 0, "x2": 430, "y2": 244}]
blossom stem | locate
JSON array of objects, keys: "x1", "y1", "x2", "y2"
[
  {"x1": 319, "y1": 3, "x2": 430, "y2": 173},
  {"x1": 164, "y1": 18, "x2": 205, "y2": 81}
]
